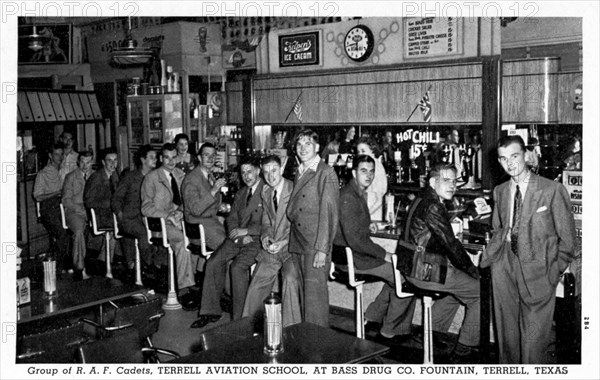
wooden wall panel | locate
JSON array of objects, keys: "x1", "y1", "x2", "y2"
[
  {"x1": 226, "y1": 81, "x2": 244, "y2": 125},
  {"x1": 252, "y1": 62, "x2": 483, "y2": 125},
  {"x1": 502, "y1": 58, "x2": 560, "y2": 123},
  {"x1": 557, "y1": 72, "x2": 583, "y2": 124}
]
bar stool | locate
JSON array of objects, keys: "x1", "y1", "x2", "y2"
[
  {"x1": 59, "y1": 203, "x2": 68, "y2": 230},
  {"x1": 330, "y1": 247, "x2": 399, "y2": 339},
  {"x1": 113, "y1": 214, "x2": 143, "y2": 286},
  {"x1": 144, "y1": 217, "x2": 180, "y2": 310},
  {"x1": 181, "y1": 221, "x2": 213, "y2": 260},
  {"x1": 89, "y1": 208, "x2": 113, "y2": 279},
  {"x1": 391, "y1": 253, "x2": 441, "y2": 364}
]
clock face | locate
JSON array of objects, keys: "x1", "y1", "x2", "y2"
[{"x1": 344, "y1": 25, "x2": 374, "y2": 62}]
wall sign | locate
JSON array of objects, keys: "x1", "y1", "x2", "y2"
[
  {"x1": 279, "y1": 31, "x2": 320, "y2": 67},
  {"x1": 404, "y1": 18, "x2": 462, "y2": 59}
]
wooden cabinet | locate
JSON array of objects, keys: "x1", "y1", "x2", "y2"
[{"x1": 126, "y1": 94, "x2": 184, "y2": 166}]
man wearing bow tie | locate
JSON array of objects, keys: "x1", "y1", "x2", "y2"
[
  {"x1": 482, "y1": 135, "x2": 576, "y2": 364},
  {"x1": 191, "y1": 155, "x2": 264, "y2": 328}
]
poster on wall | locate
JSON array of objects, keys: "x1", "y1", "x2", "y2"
[
  {"x1": 18, "y1": 24, "x2": 72, "y2": 64},
  {"x1": 279, "y1": 31, "x2": 320, "y2": 67},
  {"x1": 403, "y1": 18, "x2": 463, "y2": 59}
]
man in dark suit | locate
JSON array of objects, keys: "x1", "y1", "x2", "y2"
[
  {"x1": 141, "y1": 143, "x2": 197, "y2": 310},
  {"x1": 243, "y1": 155, "x2": 302, "y2": 327},
  {"x1": 192, "y1": 156, "x2": 265, "y2": 328},
  {"x1": 400, "y1": 162, "x2": 481, "y2": 363},
  {"x1": 84, "y1": 147, "x2": 120, "y2": 262},
  {"x1": 112, "y1": 145, "x2": 162, "y2": 275},
  {"x1": 181, "y1": 142, "x2": 228, "y2": 251},
  {"x1": 481, "y1": 135, "x2": 576, "y2": 363},
  {"x1": 287, "y1": 128, "x2": 339, "y2": 327},
  {"x1": 335, "y1": 155, "x2": 415, "y2": 339}
]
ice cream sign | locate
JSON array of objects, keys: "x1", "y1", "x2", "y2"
[{"x1": 279, "y1": 31, "x2": 320, "y2": 67}]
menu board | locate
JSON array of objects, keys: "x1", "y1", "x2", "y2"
[{"x1": 404, "y1": 18, "x2": 462, "y2": 58}]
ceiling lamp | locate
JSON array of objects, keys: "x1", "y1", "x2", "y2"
[
  {"x1": 111, "y1": 17, "x2": 154, "y2": 66},
  {"x1": 28, "y1": 26, "x2": 43, "y2": 51}
]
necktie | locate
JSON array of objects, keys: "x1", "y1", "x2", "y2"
[
  {"x1": 83, "y1": 172, "x2": 88, "y2": 181},
  {"x1": 510, "y1": 185, "x2": 522, "y2": 254},
  {"x1": 246, "y1": 188, "x2": 253, "y2": 207},
  {"x1": 208, "y1": 173, "x2": 215, "y2": 187},
  {"x1": 170, "y1": 173, "x2": 181, "y2": 206},
  {"x1": 273, "y1": 190, "x2": 278, "y2": 212}
]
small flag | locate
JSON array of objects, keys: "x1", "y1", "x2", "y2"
[
  {"x1": 418, "y1": 91, "x2": 432, "y2": 122},
  {"x1": 293, "y1": 93, "x2": 303, "y2": 122}
]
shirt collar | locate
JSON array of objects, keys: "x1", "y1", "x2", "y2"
[
  {"x1": 510, "y1": 170, "x2": 531, "y2": 195},
  {"x1": 299, "y1": 155, "x2": 320, "y2": 175},
  {"x1": 273, "y1": 179, "x2": 285, "y2": 196},
  {"x1": 249, "y1": 181, "x2": 260, "y2": 195},
  {"x1": 163, "y1": 168, "x2": 172, "y2": 179}
]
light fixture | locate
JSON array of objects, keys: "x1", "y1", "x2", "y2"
[
  {"x1": 111, "y1": 17, "x2": 154, "y2": 66},
  {"x1": 28, "y1": 26, "x2": 43, "y2": 51}
]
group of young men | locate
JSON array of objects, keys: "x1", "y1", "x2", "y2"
[{"x1": 34, "y1": 128, "x2": 576, "y2": 364}]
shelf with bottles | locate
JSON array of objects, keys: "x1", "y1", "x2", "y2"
[{"x1": 503, "y1": 124, "x2": 582, "y2": 181}]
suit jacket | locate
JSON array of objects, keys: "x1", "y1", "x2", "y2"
[
  {"x1": 62, "y1": 168, "x2": 87, "y2": 217},
  {"x1": 181, "y1": 166, "x2": 223, "y2": 237},
  {"x1": 259, "y1": 179, "x2": 293, "y2": 263},
  {"x1": 141, "y1": 167, "x2": 185, "y2": 219},
  {"x1": 481, "y1": 173, "x2": 576, "y2": 299},
  {"x1": 287, "y1": 160, "x2": 339, "y2": 256},
  {"x1": 226, "y1": 180, "x2": 265, "y2": 238},
  {"x1": 111, "y1": 168, "x2": 144, "y2": 222},
  {"x1": 334, "y1": 179, "x2": 386, "y2": 270},
  {"x1": 84, "y1": 168, "x2": 119, "y2": 227}
]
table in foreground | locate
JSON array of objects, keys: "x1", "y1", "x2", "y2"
[
  {"x1": 171, "y1": 322, "x2": 389, "y2": 364},
  {"x1": 18, "y1": 277, "x2": 147, "y2": 324}
]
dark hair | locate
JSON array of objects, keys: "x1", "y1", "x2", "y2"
[
  {"x1": 353, "y1": 154, "x2": 375, "y2": 169},
  {"x1": 135, "y1": 144, "x2": 155, "y2": 167},
  {"x1": 173, "y1": 133, "x2": 189, "y2": 146},
  {"x1": 356, "y1": 136, "x2": 381, "y2": 157},
  {"x1": 497, "y1": 135, "x2": 525, "y2": 152},
  {"x1": 293, "y1": 128, "x2": 319, "y2": 147},
  {"x1": 100, "y1": 147, "x2": 118, "y2": 162},
  {"x1": 261, "y1": 154, "x2": 281, "y2": 167},
  {"x1": 77, "y1": 150, "x2": 93, "y2": 162},
  {"x1": 48, "y1": 142, "x2": 65, "y2": 155},
  {"x1": 59, "y1": 131, "x2": 73, "y2": 140},
  {"x1": 198, "y1": 142, "x2": 216, "y2": 156},
  {"x1": 428, "y1": 162, "x2": 457, "y2": 181},
  {"x1": 161, "y1": 143, "x2": 177, "y2": 154},
  {"x1": 239, "y1": 155, "x2": 261, "y2": 169}
]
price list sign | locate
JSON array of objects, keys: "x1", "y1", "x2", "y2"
[{"x1": 404, "y1": 18, "x2": 463, "y2": 58}]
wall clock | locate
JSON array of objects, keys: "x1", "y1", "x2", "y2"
[{"x1": 344, "y1": 25, "x2": 374, "y2": 62}]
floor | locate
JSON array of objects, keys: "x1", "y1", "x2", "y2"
[{"x1": 19, "y1": 255, "x2": 579, "y2": 365}]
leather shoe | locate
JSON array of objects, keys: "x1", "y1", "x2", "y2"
[
  {"x1": 179, "y1": 292, "x2": 199, "y2": 312},
  {"x1": 190, "y1": 314, "x2": 221, "y2": 329},
  {"x1": 448, "y1": 343, "x2": 480, "y2": 364}
]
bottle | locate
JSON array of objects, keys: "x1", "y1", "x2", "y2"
[{"x1": 264, "y1": 291, "x2": 283, "y2": 355}]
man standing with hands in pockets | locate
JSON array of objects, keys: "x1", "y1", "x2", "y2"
[
  {"x1": 287, "y1": 129, "x2": 339, "y2": 327},
  {"x1": 482, "y1": 135, "x2": 576, "y2": 363}
]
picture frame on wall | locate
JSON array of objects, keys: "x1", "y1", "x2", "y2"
[{"x1": 18, "y1": 24, "x2": 72, "y2": 64}]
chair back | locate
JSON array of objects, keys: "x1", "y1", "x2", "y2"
[
  {"x1": 181, "y1": 221, "x2": 212, "y2": 257},
  {"x1": 144, "y1": 217, "x2": 169, "y2": 248},
  {"x1": 391, "y1": 254, "x2": 414, "y2": 298},
  {"x1": 78, "y1": 327, "x2": 145, "y2": 363},
  {"x1": 59, "y1": 203, "x2": 68, "y2": 230},
  {"x1": 113, "y1": 213, "x2": 122, "y2": 239},
  {"x1": 199, "y1": 317, "x2": 258, "y2": 352},
  {"x1": 17, "y1": 321, "x2": 89, "y2": 363},
  {"x1": 35, "y1": 202, "x2": 42, "y2": 222},
  {"x1": 113, "y1": 298, "x2": 165, "y2": 345}
]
